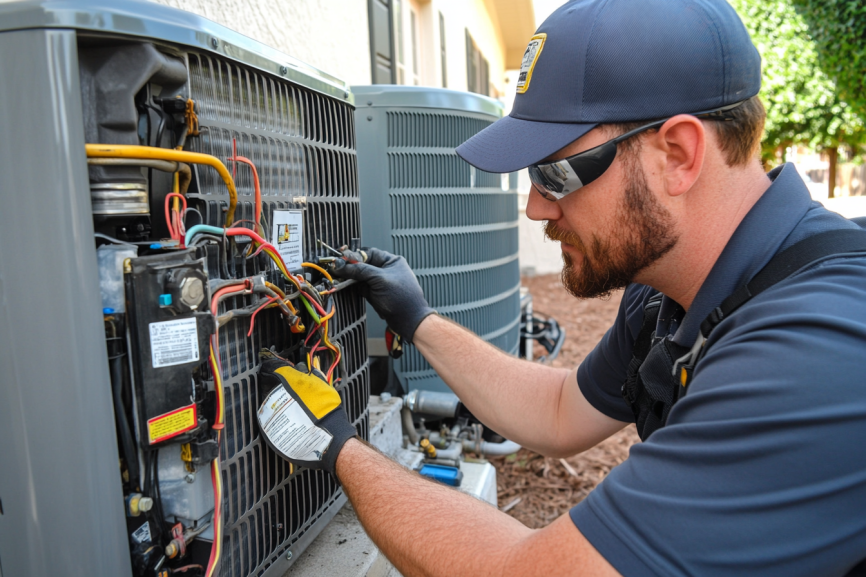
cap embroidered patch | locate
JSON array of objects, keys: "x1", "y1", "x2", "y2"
[{"x1": 516, "y1": 33, "x2": 546, "y2": 94}]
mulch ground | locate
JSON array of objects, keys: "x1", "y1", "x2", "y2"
[{"x1": 488, "y1": 275, "x2": 639, "y2": 528}]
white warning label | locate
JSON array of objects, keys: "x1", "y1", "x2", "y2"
[
  {"x1": 272, "y1": 209, "x2": 304, "y2": 271},
  {"x1": 131, "y1": 521, "x2": 151, "y2": 544},
  {"x1": 149, "y1": 317, "x2": 199, "y2": 368},
  {"x1": 257, "y1": 386, "x2": 332, "y2": 462}
]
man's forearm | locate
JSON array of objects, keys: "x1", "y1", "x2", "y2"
[
  {"x1": 412, "y1": 314, "x2": 622, "y2": 456},
  {"x1": 336, "y1": 438, "x2": 529, "y2": 577}
]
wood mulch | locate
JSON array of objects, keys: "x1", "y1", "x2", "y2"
[{"x1": 488, "y1": 274, "x2": 639, "y2": 528}]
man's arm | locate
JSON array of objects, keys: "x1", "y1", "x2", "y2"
[
  {"x1": 414, "y1": 314, "x2": 625, "y2": 457},
  {"x1": 331, "y1": 248, "x2": 625, "y2": 457},
  {"x1": 336, "y1": 437, "x2": 620, "y2": 577}
]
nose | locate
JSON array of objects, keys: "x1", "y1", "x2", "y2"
[{"x1": 525, "y1": 184, "x2": 562, "y2": 222}]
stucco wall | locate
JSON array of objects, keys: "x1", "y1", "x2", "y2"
[
  {"x1": 434, "y1": 0, "x2": 506, "y2": 96},
  {"x1": 148, "y1": 0, "x2": 372, "y2": 86}
]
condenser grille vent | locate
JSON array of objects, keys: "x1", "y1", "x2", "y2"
[
  {"x1": 189, "y1": 54, "x2": 354, "y2": 146},
  {"x1": 399, "y1": 291, "x2": 521, "y2": 373},
  {"x1": 390, "y1": 192, "x2": 516, "y2": 229},
  {"x1": 388, "y1": 152, "x2": 500, "y2": 189},
  {"x1": 188, "y1": 52, "x2": 368, "y2": 576},
  {"x1": 355, "y1": 88, "x2": 520, "y2": 394},
  {"x1": 418, "y1": 259, "x2": 519, "y2": 308},
  {"x1": 387, "y1": 111, "x2": 493, "y2": 148},
  {"x1": 392, "y1": 227, "x2": 518, "y2": 269}
]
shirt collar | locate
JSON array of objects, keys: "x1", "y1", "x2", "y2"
[{"x1": 667, "y1": 163, "x2": 812, "y2": 345}]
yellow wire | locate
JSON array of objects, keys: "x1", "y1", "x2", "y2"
[
  {"x1": 208, "y1": 345, "x2": 224, "y2": 576},
  {"x1": 301, "y1": 262, "x2": 333, "y2": 282},
  {"x1": 172, "y1": 171, "x2": 180, "y2": 215},
  {"x1": 85, "y1": 144, "x2": 238, "y2": 226},
  {"x1": 264, "y1": 281, "x2": 299, "y2": 315}
]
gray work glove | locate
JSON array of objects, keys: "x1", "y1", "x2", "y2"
[{"x1": 331, "y1": 247, "x2": 435, "y2": 343}]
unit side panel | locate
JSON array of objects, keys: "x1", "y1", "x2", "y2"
[{"x1": 0, "y1": 28, "x2": 132, "y2": 577}]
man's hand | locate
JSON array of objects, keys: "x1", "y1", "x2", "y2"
[
  {"x1": 256, "y1": 358, "x2": 357, "y2": 477},
  {"x1": 331, "y1": 247, "x2": 435, "y2": 343}
]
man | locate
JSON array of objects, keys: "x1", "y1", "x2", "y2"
[{"x1": 262, "y1": 0, "x2": 866, "y2": 574}]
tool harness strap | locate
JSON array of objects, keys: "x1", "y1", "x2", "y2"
[{"x1": 622, "y1": 228, "x2": 866, "y2": 441}]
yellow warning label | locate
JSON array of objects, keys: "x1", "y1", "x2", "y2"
[{"x1": 148, "y1": 405, "x2": 197, "y2": 444}]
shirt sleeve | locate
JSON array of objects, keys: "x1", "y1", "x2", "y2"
[
  {"x1": 570, "y1": 261, "x2": 866, "y2": 577},
  {"x1": 577, "y1": 283, "x2": 654, "y2": 423}
]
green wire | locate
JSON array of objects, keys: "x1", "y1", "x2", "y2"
[{"x1": 300, "y1": 295, "x2": 321, "y2": 324}]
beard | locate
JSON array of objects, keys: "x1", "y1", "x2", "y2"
[{"x1": 544, "y1": 159, "x2": 678, "y2": 299}]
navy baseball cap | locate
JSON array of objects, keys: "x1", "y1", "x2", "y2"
[{"x1": 456, "y1": 0, "x2": 761, "y2": 173}]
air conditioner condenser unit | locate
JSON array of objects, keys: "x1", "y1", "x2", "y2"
[{"x1": 0, "y1": 2, "x2": 369, "y2": 576}]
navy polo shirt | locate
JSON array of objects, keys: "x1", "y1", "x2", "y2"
[{"x1": 572, "y1": 164, "x2": 866, "y2": 576}]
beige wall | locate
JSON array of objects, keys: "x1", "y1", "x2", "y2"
[
  {"x1": 433, "y1": 0, "x2": 507, "y2": 96},
  {"x1": 148, "y1": 0, "x2": 373, "y2": 86},
  {"x1": 149, "y1": 0, "x2": 522, "y2": 99}
]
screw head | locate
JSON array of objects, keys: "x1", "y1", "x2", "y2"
[
  {"x1": 210, "y1": 37, "x2": 219, "y2": 48},
  {"x1": 184, "y1": 472, "x2": 196, "y2": 484},
  {"x1": 280, "y1": 65, "x2": 288, "y2": 75},
  {"x1": 286, "y1": 551, "x2": 293, "y2": 560},
  {"x1": 179, "y1": 276, "x2": 204, "y2": 309},
  {"x1": 366, "y1": 116, "x2": 372, "y2": 121}
]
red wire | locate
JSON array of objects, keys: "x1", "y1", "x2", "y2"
[
  {"x1": 210, "y1": 281, "x2": 250, "y2": 315},
  {"x1": 309, "y1": 338, "x2": 321, "y2": 358},
  {"x1": 205, "y1": 460, "x2": 220, "y2": 575},
  {"x1": 164, "y1": 193, "x2": 187, "y2": 242},
  {"x1": 247, "y1": 296, "x2": 277, "y2": 337}
]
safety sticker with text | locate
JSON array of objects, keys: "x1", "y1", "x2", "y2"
[
  {"x1": 257, "y1": 387, "x2": 332, "y2": 461},
  {"x1": 131, "y1": 521, "x2": 151, "y2": 544},
  {"x1": 272, "y1": 209, "x2": 304, "y2": 272},
  {"x1": 150, "y1": 317, "x2": 199, "y2": 368},
  {"x1": 148, "y1": 404, "x2": 197, "y2": 444}
]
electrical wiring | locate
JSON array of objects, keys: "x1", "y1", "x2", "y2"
[
  {"x1": 84, "y1": 144, "x2": 238, "y2": 226},
  {"x1": 204, "y1": 280, "x2": 249, "y2": 577},
  {"x1": 264, "y1": 281, "x2": 299, "y2": 316},
  {"x1": 205, "y1": 344, "x2": 224, "y2": 577},
  {"x1": 247, "y1": 296, "x2": 277, "y2": 337},
  {"x1": 164, "y1": 193, "x2": 187, "y2": 244},
  {"x1": 301, "y1": 262, "x2": 333, "y2": 282},
  {"x1": 227, "y1": 153, "x2": 263, "y2": 236}
]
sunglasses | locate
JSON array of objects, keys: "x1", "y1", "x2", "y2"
[{"x1": 528, "y1": 101, "x2": 746, "y2": 201}]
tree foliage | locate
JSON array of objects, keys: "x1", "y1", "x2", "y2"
[
  {"x1": 791, "y1": 0, "x2": 866, "y2": 118},
  {"x1": 730, "y1": 0, "x2": 866, "y2": 184}
]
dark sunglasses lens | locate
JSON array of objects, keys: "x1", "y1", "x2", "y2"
[
  {"x1": 529, "y1": 140, "x2": 619, "y2": 201},
  {"x1": 568, "y1": 141, "x2": 618, "y2": 188},
  {"x1": 528, "y1": 165, "x2": 557, "y2": 199},
  {"x1": 528, "y1": 164, "x2": 575, "y2": 199}
]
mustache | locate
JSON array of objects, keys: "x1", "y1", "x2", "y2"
[{"x1": 544, "y1": 221, "x2": 585, "y2": 250}]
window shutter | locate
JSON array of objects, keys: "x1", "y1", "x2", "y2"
[{"x1": 368, "y1": 0, "x2": 396, "y2": 84}]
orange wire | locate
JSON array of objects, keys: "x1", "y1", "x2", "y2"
[{"x1": 227, "y1": 144, "x2": 262, "y2": 236}]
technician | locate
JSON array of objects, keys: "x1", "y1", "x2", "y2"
[{"x1": 263, "y1": 0, "x2": 866, "y2": 574}]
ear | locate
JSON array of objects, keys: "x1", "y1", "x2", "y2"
[{"x1": 651, "y1": 115, "x2": 705, "y2": 197}]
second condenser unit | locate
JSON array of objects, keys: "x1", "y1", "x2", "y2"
[{"x1": 354, "y1": 86, "x2": 521, "y2": 394}]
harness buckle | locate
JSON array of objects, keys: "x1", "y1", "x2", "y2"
[{"x1": 671, "y1": 332, "x2": 707, "y2": 385}]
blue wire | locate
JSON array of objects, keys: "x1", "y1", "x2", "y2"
[{"x1": 185, "y1": 224, "x2": 225, "y2": 246}]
